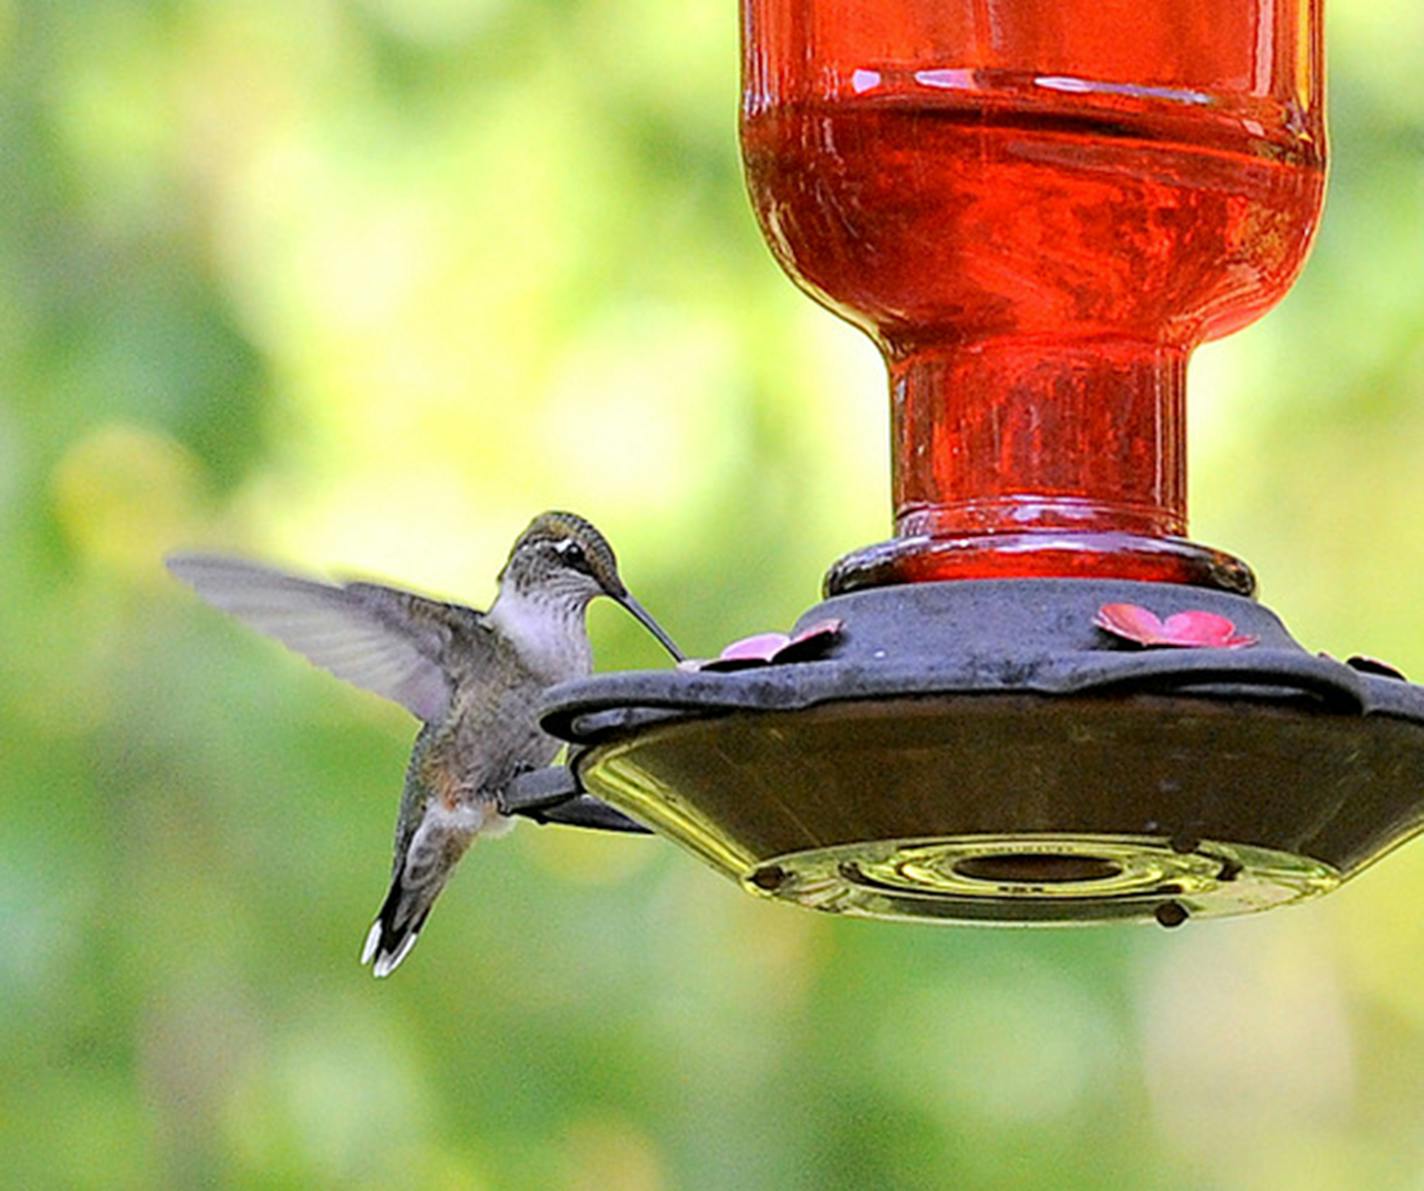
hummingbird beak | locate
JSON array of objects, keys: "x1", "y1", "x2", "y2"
[{"x1": 612, "y1": 590, "x2": 684, "y2": 662}]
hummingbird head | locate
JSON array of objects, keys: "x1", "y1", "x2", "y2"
[{"x1": 497, "y1": 511, "x2": 683, "y2": 660}]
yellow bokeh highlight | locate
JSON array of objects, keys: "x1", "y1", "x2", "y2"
[
  {"x1": 50, "y1": 424, "x2": 203, "y2": 580},
  {"x1": 559, "y1": 1115, "x2": 664, "y2": 1191},
  {"x1": 519, "y1": 819, "x2": 660, "y2": 887},
  {"x1": 1139, "y1": 917, "x2": 1355, "y2": 1155}
]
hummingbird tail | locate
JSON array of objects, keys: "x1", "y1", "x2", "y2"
[{"x1": 361, "y1": 874, "x2": 437, "y2": 978}]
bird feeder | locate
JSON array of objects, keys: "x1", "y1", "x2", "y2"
[{"x1": 504, "y1": 0, "x2": 1424, "y2": 927}]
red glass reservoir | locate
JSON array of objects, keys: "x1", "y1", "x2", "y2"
[{"x1": 741, "y1": 0, "x2": 1325, "y2": 593}]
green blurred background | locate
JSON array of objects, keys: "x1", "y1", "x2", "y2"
[{"x1": 3, "y1": 0, "x2": 1424, "y2": 1186}]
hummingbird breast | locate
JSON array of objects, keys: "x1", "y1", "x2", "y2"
[{"x1": 443, "y1": 611, "x2": 592, "y2": 802}]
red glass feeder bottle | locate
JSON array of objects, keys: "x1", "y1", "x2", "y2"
[
  {"x1": 741, "y1": 0, "x2": 1324, "y2": 595},
  {"x1": 527, "y1": 0, "x2": 1424, "y2": 931}
]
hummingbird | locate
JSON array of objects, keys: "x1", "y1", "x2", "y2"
[{"x1": 166, "y1": 511, "x2": 682, "y2": 977}]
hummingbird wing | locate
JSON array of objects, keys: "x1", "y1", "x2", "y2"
[{"x1": 166, "y1": 553, "x2": 485, "y2": 723}]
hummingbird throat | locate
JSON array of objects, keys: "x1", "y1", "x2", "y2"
[{"x1": 486, "y1": 586, "x2": 594, "y2": 681}]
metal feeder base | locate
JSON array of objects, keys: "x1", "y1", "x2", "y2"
[{"x1": 535, "y1": 579, "x2": 1424, "y2": 927}]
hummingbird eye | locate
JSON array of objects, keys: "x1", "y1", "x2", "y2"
[{"x1": 555, "y1": 540, "x2": 589, "y2": 572}]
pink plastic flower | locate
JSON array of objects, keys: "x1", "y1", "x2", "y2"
[
  {"x1": 1093, "y1": 603, "x2": 1257, "y2": 650},
  {"x1": 680, "y1": 619, "x2": 843, "y2": 672}
]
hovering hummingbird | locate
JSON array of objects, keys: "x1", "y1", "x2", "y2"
[{"x1": 166, "y1": 512, "x2": 682, "y2": 977}]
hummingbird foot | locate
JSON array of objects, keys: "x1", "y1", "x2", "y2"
[{"x1": 499, "y1": 765, "x2": 653, "y2": 834}]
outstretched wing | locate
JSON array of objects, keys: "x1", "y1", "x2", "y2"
[{"x1": 166, "y1": 553, "x2": 484, "y2": 722}]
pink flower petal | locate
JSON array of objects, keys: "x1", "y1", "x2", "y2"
[
  {"x1": 1094, "y1": 603, "x2": 1168, "y2": 643},
  {"x1": 719, "y1": 632, "x2": 792, "y2": 662},
  {"x1": 681, "y1": 622, "x2": 846, "y2": 672},
  {"x1": 680, "y1": 631, "x2": 793, "y2": 672},
  {"x1": 1094, "y1": 603, "x2": 1256, "y2": 650},
  {"x1": 1159, "y1": 610, "x2": 1252, "y2": 648},
  {"x1": 695, "y1": 655, "x2": 781, "y2": 673},
  {"x1": 772, "y1": 618, "x2": 843, "y2": 663}
]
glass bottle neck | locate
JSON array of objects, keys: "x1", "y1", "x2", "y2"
[{"x1": 891, "y1": 338, "x2": 1188, "y2": 541}]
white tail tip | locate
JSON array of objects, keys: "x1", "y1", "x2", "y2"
[
  {"x1": 371, "y1": 931, "x2": 420, "y2": 978},
  {"x1": 361, "y1": 917, "x2": 422, "y2": 978},
  {"x1": 360, "y1": 920, "x2": 382, "y2": 966}
]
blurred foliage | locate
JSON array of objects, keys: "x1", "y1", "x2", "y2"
[{"x1": 1, "y1": 0, "x2": 1423, "y2": 1187}]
